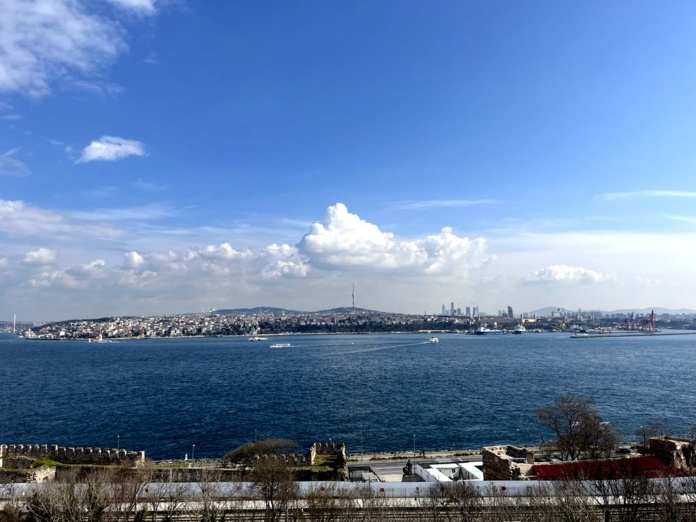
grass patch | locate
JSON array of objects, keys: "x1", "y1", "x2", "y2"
[{"x1": 30, "y1": 458, "x2": 61, "y2": 468}]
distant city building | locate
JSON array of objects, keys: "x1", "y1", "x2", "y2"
[
  {"x1": 441, "y1": 304, "x2": 446, "y2": 316},
  {"x1": 450, "y1": 302, "x2": 455, "y2": 316},
  {"x1": 508, "y1": 306, "x2": 514, "y2": 319},
  {"x1": 465, "y1": 306, "x2": 471, "y2": 317}
]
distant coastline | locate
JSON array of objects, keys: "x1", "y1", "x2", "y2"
[{"x1": 10, "y1": 307, "x2": 696, "y2": 341}]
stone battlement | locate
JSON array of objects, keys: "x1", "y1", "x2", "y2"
[{"x1": 0, "y1": 444, "x2": 145, "y2": 468}]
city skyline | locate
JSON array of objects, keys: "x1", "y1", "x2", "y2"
[{"x1": 3, "y1": 2, "x2": 696, "y2": 321}]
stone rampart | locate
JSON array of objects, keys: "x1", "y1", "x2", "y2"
[
  {"x1": 649, "y1": 436, "x2": 694, "y2": 471},
  {"x1": 0, "y1": 444, "x2": 145, "y2": 468},
  {"x1": 309, "y1": 441, "x2": 346, "y2": 465},
  {"x1": 482, "y1": 445, "x2": 534, "y2": 481}
]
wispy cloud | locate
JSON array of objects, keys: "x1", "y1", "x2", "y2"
[
  {"x1": 665, "y1": 215, "x2": 696, "y2": 225},
  {"x1": 105, "y1": 0, "x2": 157, "y2": 15},
  {"x1": 0, "y1": 199, "x2": 124, "y2": 241},
  {"x1": 597, "y1": 190, "x2": 696, "y2": 201},
  {"x1": 0, "y1": 0, "x2": 126, "y2": 96},
  {"x1": 391, "y1": 199, "x2": 497, "y2": 210},
  {"x1": 77, "y1": 136, "x2": 146, "y2": 163},
  {"x1": 0, "y1": 149, "x2": 31, "y2": 177},
  {"x1": 134, "y1": 179, "x2": 168, "y2": 192},
  {"x1": 70, "y1": 203, "x2": 175, "y2": 222}
]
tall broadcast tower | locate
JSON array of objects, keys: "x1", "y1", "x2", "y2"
[{"x1": 352, "y1": 283, "x2": 355, "y2": 309}]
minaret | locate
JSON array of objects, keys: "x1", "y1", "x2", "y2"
[{"x1": 352, "y1": 283, "x2": 355, "y2": 309}]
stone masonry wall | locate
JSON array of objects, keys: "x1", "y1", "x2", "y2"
[
  {"x1": 649, "y1": 436, "x2": 694, "y2": 471},
  {"x1": 482, "y1": 445, "x2": 533, "y2": 481},
  {"x1": 0, "y1": 444, "x2": 145, "y2": 468}
]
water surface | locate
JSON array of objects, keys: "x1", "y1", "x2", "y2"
[{"x1": 1, "y1": 332, "x2": 694, "y2": 459}]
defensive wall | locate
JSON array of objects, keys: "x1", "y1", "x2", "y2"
[
  {"x1": 309, "y1": 441, "x2": 346, "y2": 465},
  {"x1": 649, "y1": 436, "x2": 695, "y2": 471},
  {"x1": 0, "y1": 444, "x2": 145, "y2": 468},
  {"x1": 482, "y1": 445, "x2": 534, "y2": 481}
]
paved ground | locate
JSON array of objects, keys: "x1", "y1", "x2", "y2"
[{"x1": 348, "y1": 450, "x2": 483, "y2": 482}]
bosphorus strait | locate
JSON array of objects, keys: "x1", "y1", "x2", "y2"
[{"x1": 1, "y1": 332, "x2": 694, "y2": 460}]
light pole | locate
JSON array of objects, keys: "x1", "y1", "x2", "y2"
[
  {"x1": 360, "y1": 424, "x2": 363, "y2": 460},
  {"x1": 413, "y1": 434, "x2": 416, "y2": 456},
  {"x1": 117, "y1": 435, "x2": 120, "y2": 452},
  {"x1": 192, "y1": 444, "x2": 195, "y2": 463}
]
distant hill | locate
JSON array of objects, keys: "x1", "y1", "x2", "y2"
[
  {"x1": 214, "y1": 306, "x2": 380, "y2": 316},
  {"x1": 315, "y1": 307, "x2": 382, "y2": 314},
  {"x1": 215, "y1": 307, "x2": 301, "y2": 316},
  {"x1": 531, "y1": 306, "x2": 696, "y2": 317}
]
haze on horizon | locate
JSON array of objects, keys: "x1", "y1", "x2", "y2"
[{"x1": 2, "y1": 1, "x2": 696, "y2": 322}]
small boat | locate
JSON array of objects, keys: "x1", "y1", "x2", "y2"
[
  {"x1": 270, "y1": 343, "x2": 291, "y2": 348},
  {"x1": 513, "y1": 325, "x2": 526, "y2": 334},
  {"x1": 475, "y1": 327, "x2": 504, "y2": 335},
  {"x1": 429, "y1": 336, "x2": 439, "y2": 343},
  {"x1": 570, "y1": 332, "x2": 589, "y2": 338},
  {"x1": 249, "y1": 336, "x2": 269, "y2": 341}
]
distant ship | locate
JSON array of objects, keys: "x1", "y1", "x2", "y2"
[
  {"x1": 513, "y1": 325, "x2": 526, "y2": 334},
  {"x1": 429, "y1": 336, "x2": 439, "y2": 343},
  {"x1": 475, "y1": 327, "x2": 504, "y2": 335},
  {"x1": 270, "y1": 343, "x2": 291, "y2": 348},
  {"x1": 249, "y1": 336, "x2": 269, "y2": 341}
]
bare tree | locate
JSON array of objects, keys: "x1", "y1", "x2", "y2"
[
  {"x1": 250, "y1": 456, "x2": 298, "y2": 522},
  {"x1": 143, "y1": 482, "x2": 192, "y2": 522},
  {"x1": 303, "y1": 483, "x2": 356, "y2": 522},
  {"x1": 524, "y1": 480, "x2": 598, "y2": 522},
  {"x1": 537, "y1": 394, "x2": 621, "y2": 461},
  {"x1": 109, "y1": 465, "x2": 153, "y2": 522},
  {"x1": 418, "y1": 482, "x2": 481, "y2": 522},
  {"x1": 635, "y1": 421, "x2": 664, "y2": 450}
]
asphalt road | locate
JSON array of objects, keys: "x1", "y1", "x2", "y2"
[{"x1": 350, "y1": 453, "x2": 482, "y2": 482}]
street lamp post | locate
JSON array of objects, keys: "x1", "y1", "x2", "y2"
[
  {"x1": 413, "y1": 435, "x2": 416, "y2": 456},
  {"x1": 192, "y1": 444, "x2": 195, "y2": 463},
  {"x1": 360, "y1": 424, "x2": 363, "y2": 459},
  {"x1": 117, "y1": 435, "x2": 120, "y2": 452}
]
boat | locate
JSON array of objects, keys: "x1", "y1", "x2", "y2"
[
  {"x1": 513, "y1": 325, "x2": 526, "y2": 334},
  {"x1": 570, "y1": 332, "x2": 589, "y2": 338},
  {"x1": 475, "y1": 327, "x2": 504, "y2": 335},
  {"x1": 249, "y1": 336, "x2": 269, "y2": 341},
  {"x1": 429, "y1": 336, "x2": 439, "y2": 343},
  {"x1": 270, "y1": 343, "x2": 291, "y2": 348}
]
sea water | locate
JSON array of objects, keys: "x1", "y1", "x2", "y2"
[{"x1": 0, "y1": 332, "x2": 694, "y2": 459}]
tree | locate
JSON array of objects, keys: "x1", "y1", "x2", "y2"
[
  {"x1": 536, "y1": 393, "x2": 621, "y2": 461},
  {"x1": 635, "y1": 421, "x2": 664, "y2": 450},
  {"x1": 224, "y1": 438, "x2": 297, "y2": 468},
  {"x1": 250, "y1": 456, "x2": 297, "y2": 522}
]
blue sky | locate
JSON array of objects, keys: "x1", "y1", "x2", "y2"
[{"x1": 2, "y1": 0, "x2": 696, "y2": 321}]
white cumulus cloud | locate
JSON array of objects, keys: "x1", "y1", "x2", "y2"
[
  {"x1": 77, "y1": 136, "x2": 146, "y2": 163},
  {"x1": 123, "y1": 251, "x2": 145, "y2": 269},
  {"x1": 524, "y1": 264, "x2": 615, "y2": 284},
  {"x1": 297, "y1": 203, "x2": 486, "y2": 275},
  {"x1": 23, "y1": 247, "x2": 57, "y2": 265}
]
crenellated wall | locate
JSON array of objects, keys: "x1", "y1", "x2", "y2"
[
  {"x1": 0, "y1": 443, "x2": 145, "y2": 468},
  {"x1": 309, "y1": 441, "x2": 346, "y2": 465}
]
